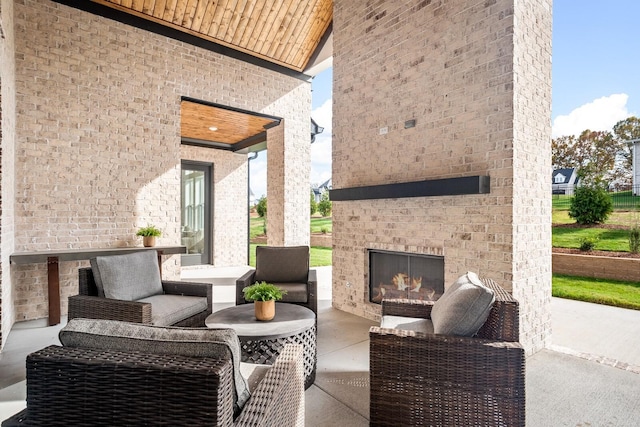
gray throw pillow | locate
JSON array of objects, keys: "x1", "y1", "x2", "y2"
[
  {"x1": 59, "y1": 318, "x2": 251, "y2": 413},
  {"x1": 93, "y1": 250, "x2": 163, "y2": 301},
  {"x1": 430, "y1": 271, "x2": 495, "y2": 337}
]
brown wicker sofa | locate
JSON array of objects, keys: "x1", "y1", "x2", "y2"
[
  {"x1": 2, "y1": 319, "x2": 305, "y2": 427},
  {"x1": 369, "y1": 277, "x2": 525, "y2": 427},
  {"x1": 68, "y1": 251, "x2": 212, "y2": 327}
]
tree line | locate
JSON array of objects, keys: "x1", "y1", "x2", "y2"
[{"x1": 552, "y1": 116, "x2": 640, "y2": 189}]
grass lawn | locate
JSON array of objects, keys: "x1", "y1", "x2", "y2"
[
  {"x1": 552, "y1": 227, "x2": 632, "y2": 251},
  {"x1": 249, "y1": 244, "x2": 332, "y2": 268},
  {"x1": 553, "y1": 274, "x2": 640, "y2": 310},
  {"x1": 310, "y1": 217, "x2": 332, "y2": 233},
  {"x1": 250, "y1": 216, "x2": 332, "y2": 239}
]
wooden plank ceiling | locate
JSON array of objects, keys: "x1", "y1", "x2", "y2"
[
  {"x1": 91, "y1": 0, "x2": 333, "y2": 72},
  {"x1": 180, "y1": 99, "x2": 281, "y2": 151}
]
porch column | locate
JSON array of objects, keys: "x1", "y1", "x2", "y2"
[{"x1": 266, "y1": 120, "x2": 311, "y2": 247}]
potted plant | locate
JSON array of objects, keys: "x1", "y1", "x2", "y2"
[
  {"x1": 242, "y1": 281, "x2": 287, "y2": 321},
  {"x1": 136, "y1": 224, "x2": 162, "y2": 247}
]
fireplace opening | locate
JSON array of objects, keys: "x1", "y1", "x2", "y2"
[{"x1": 369, "y1": 250, "x2": 444, "y2": 304}]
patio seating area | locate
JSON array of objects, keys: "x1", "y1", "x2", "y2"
[{"x1": 1, "y1": 266, "x2": 640, "y2": 425}]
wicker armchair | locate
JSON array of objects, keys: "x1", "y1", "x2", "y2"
[
  {"x1": 236, "y1": 246, "x2": 317, "y2": 314},
  {"x1": 2, "y1": 342, "x2": 305, "y2": 427},
  {"x1": 369, "y1": 278, "x2": 525, "y2": 427},
  {"x1": 68, "y1": 266, "x2": 212, "y2": 327}
]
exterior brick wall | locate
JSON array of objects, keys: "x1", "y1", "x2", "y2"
[
  {"x1": 1, "y1": 0, "x2": 17, "y2": 348},
  {"x1": 267, "y1": 119, "x2": 312, "y2": 247},
  {"x1": 332, "y1": 0, "x2": 552, "y2": 354},
  {"x1": 511, "y1": 0, "x2": 553, "y2": 353},
  {"x1": 8, "y1": 0, "x2": 311, "y2": 322}
]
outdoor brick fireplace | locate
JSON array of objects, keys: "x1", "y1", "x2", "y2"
[
  {"x1": 331, "y1": 1, "x2": 552, "y2": 354},
  {"x1": 369, "y1": 250, "x2": 444, "y2": 304}
]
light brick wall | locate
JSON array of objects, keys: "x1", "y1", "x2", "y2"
[
  {"x1": 332, "y1": 0, "x2": 551, "y2": 353},
  {"x1": 266, "y1": 117, "x2": 312, "y2": 247},
  {"x1": 0, "y1": 0, "x2": 17, "y2": 348},
  {"x1": 9, "y1": 0, "x2": 310, "y2": 321},
  {"x1": 512, "y1": 0, "x2": 553, "y2": 353}
]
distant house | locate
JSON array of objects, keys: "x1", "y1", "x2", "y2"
[
  {"x1": 312, "y1": 178, "x2": 332, "y2": 202},
  {"x1": 552, "y1": 168, "x2": 578, "y2": 195},
  {"x1": 632, "y1": 140, "x2": 640, "y2": 195}
]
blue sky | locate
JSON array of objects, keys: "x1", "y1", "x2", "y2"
[{"x1": 251, "y1": 1, "x2": 639, "y2": 199}]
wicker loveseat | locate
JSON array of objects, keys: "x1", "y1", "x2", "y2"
[
  {"x1": 2, "y1": 319, "x2": 305, "y2": 427},
  {"x1": 369, "y1": 275, "x2": 525, "y2": 427},
  {"x1": 68, "y1": 250, "x2": 212, "y2": 327}
]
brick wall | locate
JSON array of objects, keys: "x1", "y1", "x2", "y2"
[
  {"x1": 0, "y1": 0, "x2": 17, "y2": 348},
  {"x1": 511, "y1": 0, "x2": 553, "y2": 353},
  {"x1": 8, "y1": 0, "x2": 311, "y2": 321},
  {"x1": 553, "y1": 253, "x2": 640, "y2": 283},
  {"x1": 332, "y1": 0, "x2": 552, "y2": 354}
]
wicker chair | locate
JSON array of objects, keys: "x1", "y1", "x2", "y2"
[
  {"x1": 68, "y1": 266, "x2": 213, "y2": 327},
  {"x1": 369, "y1": 278, "x2": 525, "y2": 427},
  {"x1": 2, "y1": 328, "x2": 305, "y2": 426},
  {"x1": 236, "y1": 246, "x2": 317, "y2": 314}
]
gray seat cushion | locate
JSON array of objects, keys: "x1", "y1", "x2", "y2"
[
  {"x1": 59, "y1": 318, "x2": 251, "y2": 413},
  {"x1": 381, "y1": 315, "x2": 434, "y2": 334},
  {"x1": 273, "y1": 282, "x2": 309, "y2": 303},
  {"x1": 136, "y1": 294, "x2": 208, "y2": 326},
  {"x1": 91, "y1": 250, "x2": 163, "y2": 301},
  {"x1": 254, "y1": 246, "x2": 309, "y2": 283},
  {"x1": 430, "y1": 271, "x2": 495, "y2": 337}
]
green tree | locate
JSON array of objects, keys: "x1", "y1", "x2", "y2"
[
  {"x1": 569, "y1": 185, "x2": 613, "y2": 225},
  {"x1": 610, "y1": 116, "x2": 640, "y2": 189},
  {"x1": 310, "y1": 191, "x2": 318, "y2": 215},
  {"x1": 552, "y1": 130, "x2": 617, "y2": 186},
  {"x1": 318, "y1": 190, "x2": 332, "y2": 217},
  {"x1": 256, "y1": 196, "x2": 267, "y2": 217}
]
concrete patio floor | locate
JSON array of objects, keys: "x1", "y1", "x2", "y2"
[{"x1": 1, "y1": 266, "x2": 640, "y2": 425}]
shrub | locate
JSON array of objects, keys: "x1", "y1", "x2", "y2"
[
  {"x1": 318, "y1": 190, "x2": 332, "y2": 217},
  {"x1": 568, "y1": 186, "x2": 613, "y2": 225},
  {"x1": 320, "y1": 226, "x2": 329, "y2": 234},
  {"x1": 310, "y1": 191, "x2": 318, "y2": 215},
  {"x1": 256, "y1": 196, "x2": 267, "y2": 217},
  {"x1": 630, "y1": 227, "x2": 640, "y2": 254},
  {"x1": 579, "y1": 237, "x2": 597, "y2": 252}
]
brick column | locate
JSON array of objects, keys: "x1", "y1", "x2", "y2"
[
  {"x1": 266, "y1": 120, "x2": 311, "y2": 247},
  {"x1": 511, "y1": 0, "x2": 553, "y2": 353}
]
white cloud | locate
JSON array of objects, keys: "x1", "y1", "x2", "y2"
[{"x1": 552, "y1": 93, "x2": 630, "y2": 138}]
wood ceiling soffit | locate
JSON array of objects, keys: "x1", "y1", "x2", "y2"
[
  {"x1": 91, "y1": 0, "x2": 333, "y2": 72},
  {"x1": 180, "y1": 100, "x2": 279, "y2": 148}
]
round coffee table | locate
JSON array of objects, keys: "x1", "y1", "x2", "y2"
[{"x1": 205, "y1": 303, "x2": 317, "y2": 389}]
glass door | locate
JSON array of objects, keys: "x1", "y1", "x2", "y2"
[{"x1": 181, "y1": 161, "x2": 212, "y2": 266}]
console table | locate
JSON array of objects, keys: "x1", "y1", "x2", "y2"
[{"x1": 10, "y1": 246, "x2": 186, "y2": 326}]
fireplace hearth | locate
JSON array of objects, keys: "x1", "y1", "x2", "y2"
[{"x1": 369, "y1": 250, "x2": 444, "y2": 304}]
